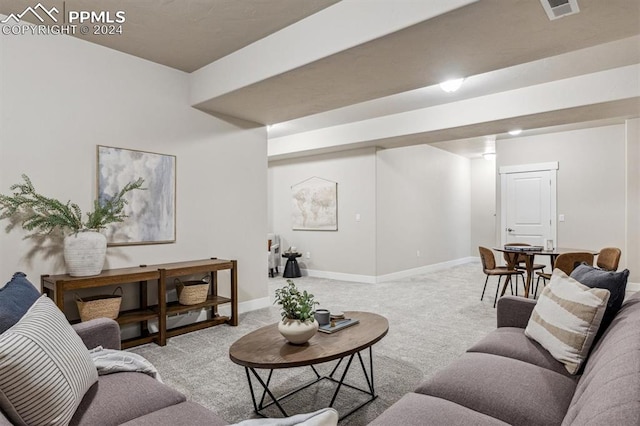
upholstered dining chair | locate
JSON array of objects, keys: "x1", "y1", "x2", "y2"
[
  {"x1": 596, "y1": 247, "x2": 621, "y2": 271},
  {"x1": 267, "y1": 234, "x2": 281, "y2": 277},
  {"x1": 503, "y1": 242, "x2": 546, "y2": 274},
  {"x1": 533, "y1": 252, "x2": 595, "y2": 297},
  {"x1": 479, "y1": 246, "x2": 525, "y2": 308}
]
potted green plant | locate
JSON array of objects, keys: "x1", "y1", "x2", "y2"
[
  {"x1": 274, "y1": 279, "x2": 319, "y2": 344},
  {"x1": 0, "y1": 174, "x2": 144, "y2": 277}
]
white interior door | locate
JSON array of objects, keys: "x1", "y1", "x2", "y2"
[{"x1": 500, "y1": 163, "x2": 558, "y2": 248}]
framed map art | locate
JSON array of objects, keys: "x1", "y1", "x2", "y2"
[{"x1": 291, "y1": 177, "x2": 337, "y2": 231}]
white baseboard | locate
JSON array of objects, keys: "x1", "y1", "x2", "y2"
[
  {"x1": 218, "y1": 296, "x2": 271, "y2": 316},
  {"x1": 376, "y1": 257, "x2": 477, "y2": 283},
  {"x1": 302, "y1": 257, "x2": 477, "y2": 284},
  {"x1": 301, "y1": 269, "x2": 376, "y2": 284}
]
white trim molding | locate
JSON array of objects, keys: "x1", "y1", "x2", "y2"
[
  {"x1": 303, "y1": 257, "x2": 477, "y2": 283},
  {"x1": 301, "y1": 269, "x2": 377, "y2": 284},
  {"x1": 219, "y1": 297, "x2": 271, "y2": 317},
  {"x1": 499, "y1": 161, "x2": 559, "y2": 175},
  {"x1": 376, "y1": 257, "x2": 476, "y2": 283}
]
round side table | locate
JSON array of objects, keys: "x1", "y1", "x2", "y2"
[{"x1": 282, "y1": 252, "x2": 302, "y2": 278}]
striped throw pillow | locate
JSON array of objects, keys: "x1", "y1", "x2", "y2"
[
  {"x1": 525, "y1": 269, "x2": 610, "y2": 374},
  {"x1": 0, "y1": 296, "x2": 98, "y2": 425}
]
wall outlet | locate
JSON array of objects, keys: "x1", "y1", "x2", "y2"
[
  {"x1": 306, "y1": 252, "x2": 311, "y2": 259},
  {"x1": 416, "y1": 250, "x2": 421, "y2": 257}
]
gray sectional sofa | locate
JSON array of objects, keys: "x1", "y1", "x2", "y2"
[
  {"x1": 370, "y1": 293, "x2": 640, "y2": 425},
  {"x1": 0, "y1": 318, "x2": 228, "y2": 426}
]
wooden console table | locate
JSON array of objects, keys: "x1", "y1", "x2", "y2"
[{"x1": 41, "y1": 258, "x2": 238, "y2": 349}]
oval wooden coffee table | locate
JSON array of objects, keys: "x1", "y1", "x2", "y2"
[{"x1": 229, "y1": 311, "x2": 388, "y2": 420}]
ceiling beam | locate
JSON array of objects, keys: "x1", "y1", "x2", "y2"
[
  {"x1": 268, "y1": 65, "x2": 640, "y2": 159},
  {"x1": 189, "y1": 0, "x2": 477, "y2": 107}
]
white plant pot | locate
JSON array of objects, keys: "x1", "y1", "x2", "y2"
[
  {"x1": 63, "y1": 230, "x2": 107, "y2": 277},
  {"x1": 278, "y1": 318, "x2": 319, "y2": 345}
]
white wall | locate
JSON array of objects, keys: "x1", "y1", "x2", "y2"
[
  {"x1": 626, "y1": 118, "x2": 640, "y2": 282},
  {"x1": 268, "y1": 144, "x2": 472, "y2": 280},
  {"x1": 376, "y1": 144, "x2": 471, "y2": 276},
  {"x1": 470, "y1": 157, "x2": 497, "y2": 253},
  {"x1": 268, "y1": 148, "x2": 377, "y2": 278},
  {"x1": 0, "y1": 28, "x2": 267, "y2": 311},
  {"x1": 497, "y1": 125, "x2": 629, "y2": 271}
]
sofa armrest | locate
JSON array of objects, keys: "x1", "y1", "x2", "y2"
[
  {"x1": 73, "y1": 318, "x2": 121, "y2": 350},
  {"x1": 496, "y1": 296, "x2": 537, "y2": 329}
]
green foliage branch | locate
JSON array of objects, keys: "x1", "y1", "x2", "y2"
[
  {"x1": 273, "y1": 279, "x2": 318, "y2": 322},
  {"x1": 0, "y1": 174, "x2": 145, "y2": 235}
]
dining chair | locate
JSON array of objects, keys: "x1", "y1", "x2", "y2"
[
  {"x1": 479, "y1": 247, "x2": 524, "y2": 308},
  {"x1": 503, "y1": 242, "x2": 546, "y2": 274},
  {"x1": 267, "y1": 233, "x2": 281, "y2": 277},
  {"x1": 596, "y1": 247, "x2": 621, "y2": 271},
  {"x1": 533, "y1": 252, "x2": 595, "y2": 297}
]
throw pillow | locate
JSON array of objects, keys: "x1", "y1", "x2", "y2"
[
  {"x1": 231, "y1": 408, "x2": 338, "y2": 426},
  {"x1": 0, "y1": 296, "x2": 98, "y2": 426},
  {"x1": 570, "y1": 263, "x2": 629, "y2": 331},
  {"x1": 0, "y1": 272, "x2": 40, "y2": 333},
  {"x1": 525, "y1": 269, "x2": 610, "y2": 374}
]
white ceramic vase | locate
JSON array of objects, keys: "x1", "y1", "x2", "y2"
[
  {"x1": 63, "y1": 230, "x2": 107, "y2": 277},
  {"x1": 278, "y1": 318, "x2": 319, "y2": 345}
]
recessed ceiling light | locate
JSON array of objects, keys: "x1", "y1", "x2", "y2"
[
  {"x1": 508, "y1": 129, "x2": 523, "y2": 136},
  {"x1": 482, "y1": 152, "x2": 496, "y2": 161},
  {"x1": 439, "y1": 78, "x2": 465, "y2": 93}
]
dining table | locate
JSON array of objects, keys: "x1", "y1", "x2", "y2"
[{"x1": 492, "y1": 246, "x2": 600, "y2": 298}]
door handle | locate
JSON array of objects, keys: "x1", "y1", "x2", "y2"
[{"x1": 507, "y1": 228, "x2": 515, "y2": 232}]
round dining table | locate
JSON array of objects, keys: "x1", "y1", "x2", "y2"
[{"x1": 492, "y1": 246, "x2": 599, "y2": 298}]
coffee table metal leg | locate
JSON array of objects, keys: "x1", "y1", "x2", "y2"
[
  {"x1": 258, "y1": 369, "x2": 275, "y2": 409},
  {"x1": 329, "y1": 354, "x2": 355, "y2": 407},
  {"x1": 310, "y1": 365, "x2": 321, "y2": 379},
  {"x1": 357, "y1": 348, "x2": 374, "y2": 395},
  {"x1": 328, "y1": 357, "x2": 344, "y2": 378},
  {"x1": 245, "y1": 367, "x2": 289, "y2": 417},
  {"x1": 327, "y1": 347, "x2": 377, "y2": 420},
  {"x1": 243, "y1": 348, "x2": 377, "y2": 420}
]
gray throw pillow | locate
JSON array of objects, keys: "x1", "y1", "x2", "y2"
[
  {"x1": 570, "y1": 263, "x2": 629, "y2": 330},
  {"x1": 0, "y1": 272, "x2": 41, "y2": 333}
]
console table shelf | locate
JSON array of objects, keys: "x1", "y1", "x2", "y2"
[
  {"x1": 166, "y1": 295, "x2": 232, "y2": 315},
  {"x1": 41, "y1": 258, "x2": 238, "y2": 348},
  {"x1": 116, "y1": 308, "x2": 159, "y2": 325}
]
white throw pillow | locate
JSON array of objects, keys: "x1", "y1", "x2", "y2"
[
  {"x1": 0, "y1": 296, "x2": 98, "y2": 426},
  {"x1": 525, "y1": 269, "x2": 610, "y2": 374},
  {"x1": 231, "y1": 408, "x2": 338, "y2": 426}
]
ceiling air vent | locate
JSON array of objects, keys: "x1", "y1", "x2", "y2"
[{"x1": 540, "y1": 0, "x2": 580, "y2": 20}]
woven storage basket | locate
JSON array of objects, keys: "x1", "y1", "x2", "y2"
[
  {"x1": 75, "y1": 287, "x2": 123, "y2": 322},
  {"x1": 175, "y1": 275, "x2": 210, "y2": 305}
]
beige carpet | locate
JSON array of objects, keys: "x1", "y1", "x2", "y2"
[{"x1": 130, "y1": 261, "x2": 501, "y2": 425}]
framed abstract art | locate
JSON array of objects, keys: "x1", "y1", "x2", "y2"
[{"x1": 97, "y1": 145, "x2": 176, "y2": 245}]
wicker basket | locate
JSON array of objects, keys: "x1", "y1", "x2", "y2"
[
  {"x1": 75, "y1": 287, "x2": 123, "y2": 322},
  {"x1": 175, "y1": 275, "x2": 210, "y2": 305}
]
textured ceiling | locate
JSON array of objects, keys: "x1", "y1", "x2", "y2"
[
  {"x1": 0, "y1": 0, "x2": 340, "y2": 72},
  {"x1": 2, "y1": 0, "x2": 638, "y2": 158},
  {"x1": 195, "y1": 0, "x2": 640, "y2": 124}
]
